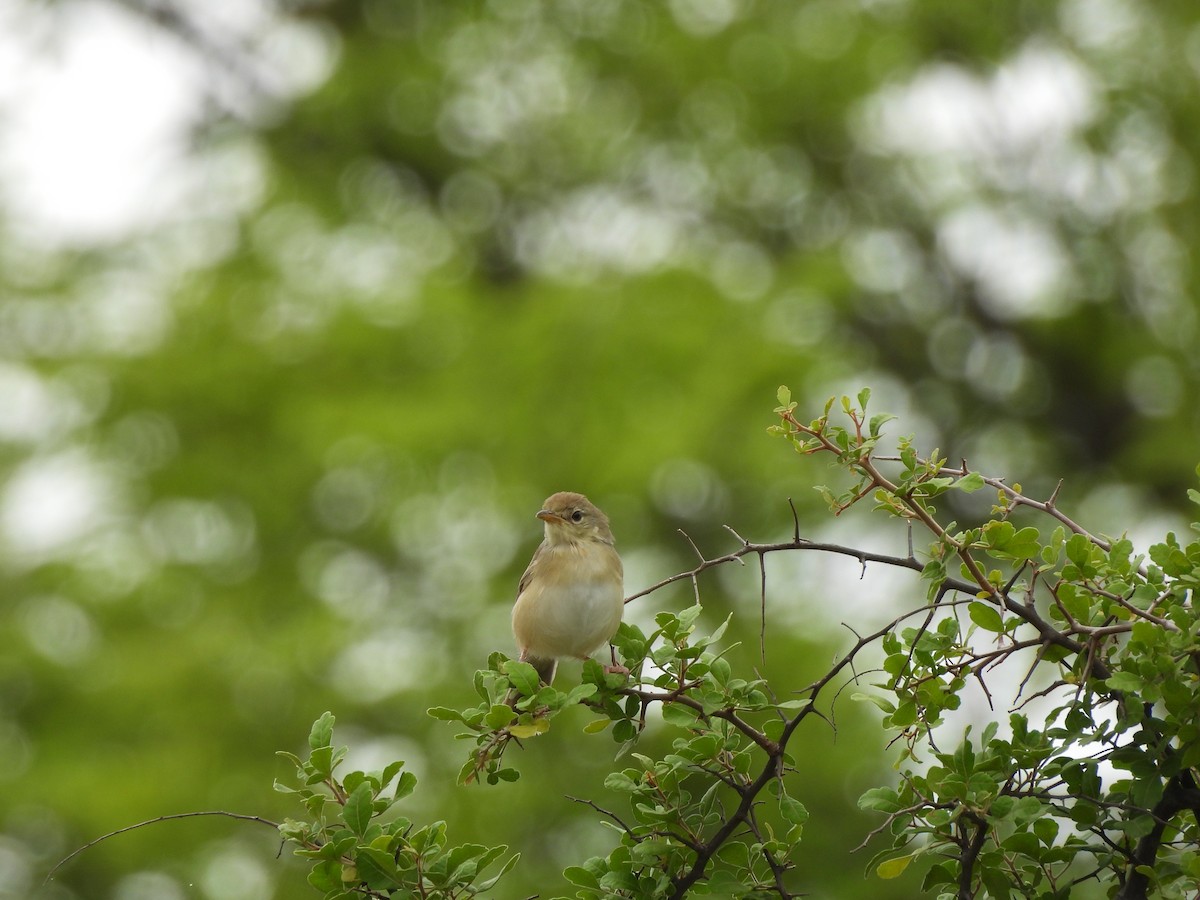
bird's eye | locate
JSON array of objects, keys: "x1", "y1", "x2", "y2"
[{"x1": 571, "y1": 510, "x2": 585, "y2": 523}]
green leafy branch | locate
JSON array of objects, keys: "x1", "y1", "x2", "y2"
[{"x1": 274, "y1": 712, "x2": 518, "y2": 899}]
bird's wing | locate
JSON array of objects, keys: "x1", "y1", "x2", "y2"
[{"x1": 515, "y1": 540, "x2": 547, "y2": 601}]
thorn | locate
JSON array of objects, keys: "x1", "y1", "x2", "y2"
[
  {"x1": 678, "y1": 529, "x2": 706, "y2": 563},
  {"x1": 1047, "y1": 480, "x2": 1063, "y2": 509},
  {"x1": 787, "y1": 497, "x2": 800, "y2": 543},
  {"x1": 723, "y1": 524, "x2": 750, "y2": 547}
]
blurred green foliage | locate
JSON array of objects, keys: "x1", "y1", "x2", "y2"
[{"x1": 2, "y1": 0, "x2": 1199, "y2": 898}]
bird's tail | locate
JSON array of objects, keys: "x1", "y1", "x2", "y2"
[{"x1": 528, "y1": 655, "x2": 557, "y2": 686}]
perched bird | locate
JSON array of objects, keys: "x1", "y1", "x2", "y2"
[{"x1": 511, "y1": 491, "x2": 625, "y2": 687}]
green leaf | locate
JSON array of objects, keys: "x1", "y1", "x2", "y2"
[
  {"x1": 485, "y1": 704, "x2": 516, "y2": 730},
  {"x1": 612, "y1": 718, "x2": 637, "y2": 744},
  {"x1": 380, "y1": 760, "x2": 403, "y2": 789},
  {"x1": 343, "y1": 783, "x2": 374, "y2": 836},
  {"x1": 504, "y1": 661, "x2": 541, "y2": 698},
  {"x1": 604, "y1": 771, "x2": 640, "y2": 793},
  {"x1": 1065, "y1": 533, "x2": 1093, "y2": 568},
  {"x1": 1006, "y1": 526, "x2": 1042, "y2": 559},
  {"x1": 1106, "y1": 672, "x2": 1143, "y2": 693},
  {"x1": 661, "y1": 703, "x2": 698, "y2": 727},
  {"x1": 851, "y1": 692, "x2": 896, "y2": 714},
  {"x1": 776, "y1": 385, "x2": 791, "y2": 407},
  {"x1": 988, "y1": 795, "x2": 1015, "y2": 820},
  {"x1": 705, "y1": 869, "x2": 753, "y2": 893},
  {"x1": 307, "y1": 746, "x2": 334, "y2": 781},
  {"x1": 563, "y1": 683, "x2": 598, "y2": 705},
  {"x1": 983, "y1": 520, "x2": 1013, "y2": 546},
  {"x1": 309, "y1": 712, "x2": 335, "y2": 750},
  {"x1": 565, "y1": 865, "x2": 601, "y2": 889},
  {"x1": 354, "y1": 846, "x2": 401, "y2": 890},
  {"x1": 677, "y1": 604, "x2": 702, "y2": 631},
  {"x1": 582, "y1": 658, "x2": 607, "y2": 685},
  {"x1": 706, "y1": 612, "x2": 733, "y2": 646},
  {"x1": 394, "y1": 771, "x2": 417, "y2": 801},
  {"x1": 779, "y1": 794, "x2": 809, "y2": 825},
  {"x1": 1002, "y1": 831, "x2": 1040, "y2": 857},
  {"x1": 981, "y1": 866, "x2": 1013, "y2": 899},
  {"x1": 968, "y1": 601, "x2": 1004, "y2": 633},
  {"x1": 922, "y1": 863, "x2": 954, "y2": 890},
  {"x1": 868, "y1": 413, "x2": 896, "y2": 437},
  {"x1": 1013, "y1": 796, "x2": 1046, "y2": 823},
  {"x1": 306, "y1": 860, "x2": 342, "y2": 893},
  {"x1": 889, "y1": 700, "x2": 917, "y2": 728},
  {"x1": 1032, "y1": 817, "x2": 1059, "y2": 847},
  {"x1": 1121, "y1": 814, "x2": 1157, "y2": 839},
  {"x1": 876, "y1": 853, "x2": 915, "y2": 879},
  {"x1": 509, "y1": 718, "x2": 550, "y2": 739},
  {"x1": 474, "y1": 851, "x2": 520, "y2": 891},
  {"x1": 858, "y1": 786, "x2": 902, "y2": 813},
  {"x1": 857, "y1": 387, "x2": 871, "y2": 410},
  {"x1": 427, "y1": 707, "x2": 466, "y2": 723},
  {"x1": 276, "y1": 750, "x2": 303, "y2": 771},
  {"x1": 953, "y1": 472, "x2": 986, "y2": 493}
]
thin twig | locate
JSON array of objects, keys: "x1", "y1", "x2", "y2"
[
  {"x1": 48, "y1": 812, "x2": 281, "y2": 881},
  {"x1": 565, "y1": 796, "x2": 638, "y2": 839}
]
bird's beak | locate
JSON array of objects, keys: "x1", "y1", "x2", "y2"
[{"x1": 536, "y1": 509, "x2": 565, "y2": 524}]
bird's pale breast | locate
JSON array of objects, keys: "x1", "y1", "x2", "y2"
[{"x1": 511, "y1": 540, "x2": 623, "y2": 660}]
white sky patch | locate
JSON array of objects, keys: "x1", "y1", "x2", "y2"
[
  {"x1": 857, "y1": 41, "x2": 1098, "y2": 160},
  {"x1": 0, "y1": 0, "x2": 335, "y2": 246},
  {"x1": 331, "y1": 628, "x2": 447, "y2": 702},
  {"x1": 938, "y1": 204, "x2": 1074, "y2": 319},
  {"x1": 0, "y1": 2, "x2": 201, "y2": 244},
  {"x1": 0, "y1": 449, "x2": 123, "y2": 561},
  {"x1": 198, "y1": 845, "x2": 273, "y2": 900},
  {"x1": 515, "y1": 186, "x2": 684, "y2": 281},
  {"x1": 851, "y1": 41, "x2": 1108, "y2": 319},
  {"x1": 0, "y1": 364, "x2": 73, "y2": 444},
  {"x1": 668, "y1": 0, "x2": 742, "y2": 38}
]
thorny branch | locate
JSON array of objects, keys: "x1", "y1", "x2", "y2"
[{"x1": 599, "y1": 402, "x2": 1187, "y2": 896}]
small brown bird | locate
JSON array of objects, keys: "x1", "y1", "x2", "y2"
[{"x1": 511, "y1": 491, "x2": 625, "y2": 686}]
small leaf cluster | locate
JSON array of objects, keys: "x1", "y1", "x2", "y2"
[
  {"x1": 431, "y1": 605, "x2": 812, "y2": 898},
  {"x1": 568, "y1": 611, "x2": 808, "y2": 898},
  {"x1": 871, "y1": 621, "x2": 967, "y2": 736},
  {"x1": 276, "y1": 712, "x2": 518, "y2": 899},
  {"x1": 770, "y1": 386, "x2": 896, "y2": 514},
  {"x1": 428, "y1": 651, "x2": 615, "y2": 785},
  {"x1": 860, "y1": 717, "x2": 1095, "y2": 898}
]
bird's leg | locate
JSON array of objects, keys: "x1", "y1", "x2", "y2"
[{"x1": 604, "y1": 643, "x2": 629, "y2": 676}]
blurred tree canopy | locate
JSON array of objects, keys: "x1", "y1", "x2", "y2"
[{"x1": 2, "y1": 0, "x2": 1198, "y2": 898}]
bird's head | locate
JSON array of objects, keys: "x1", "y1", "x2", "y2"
[{"x1": 536, "y1": 491, "x2": 614, "y2": 546}]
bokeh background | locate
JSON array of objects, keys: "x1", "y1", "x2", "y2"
[{"x1": 3, "y1": 0, "x2": 1199, "y2": 898}]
